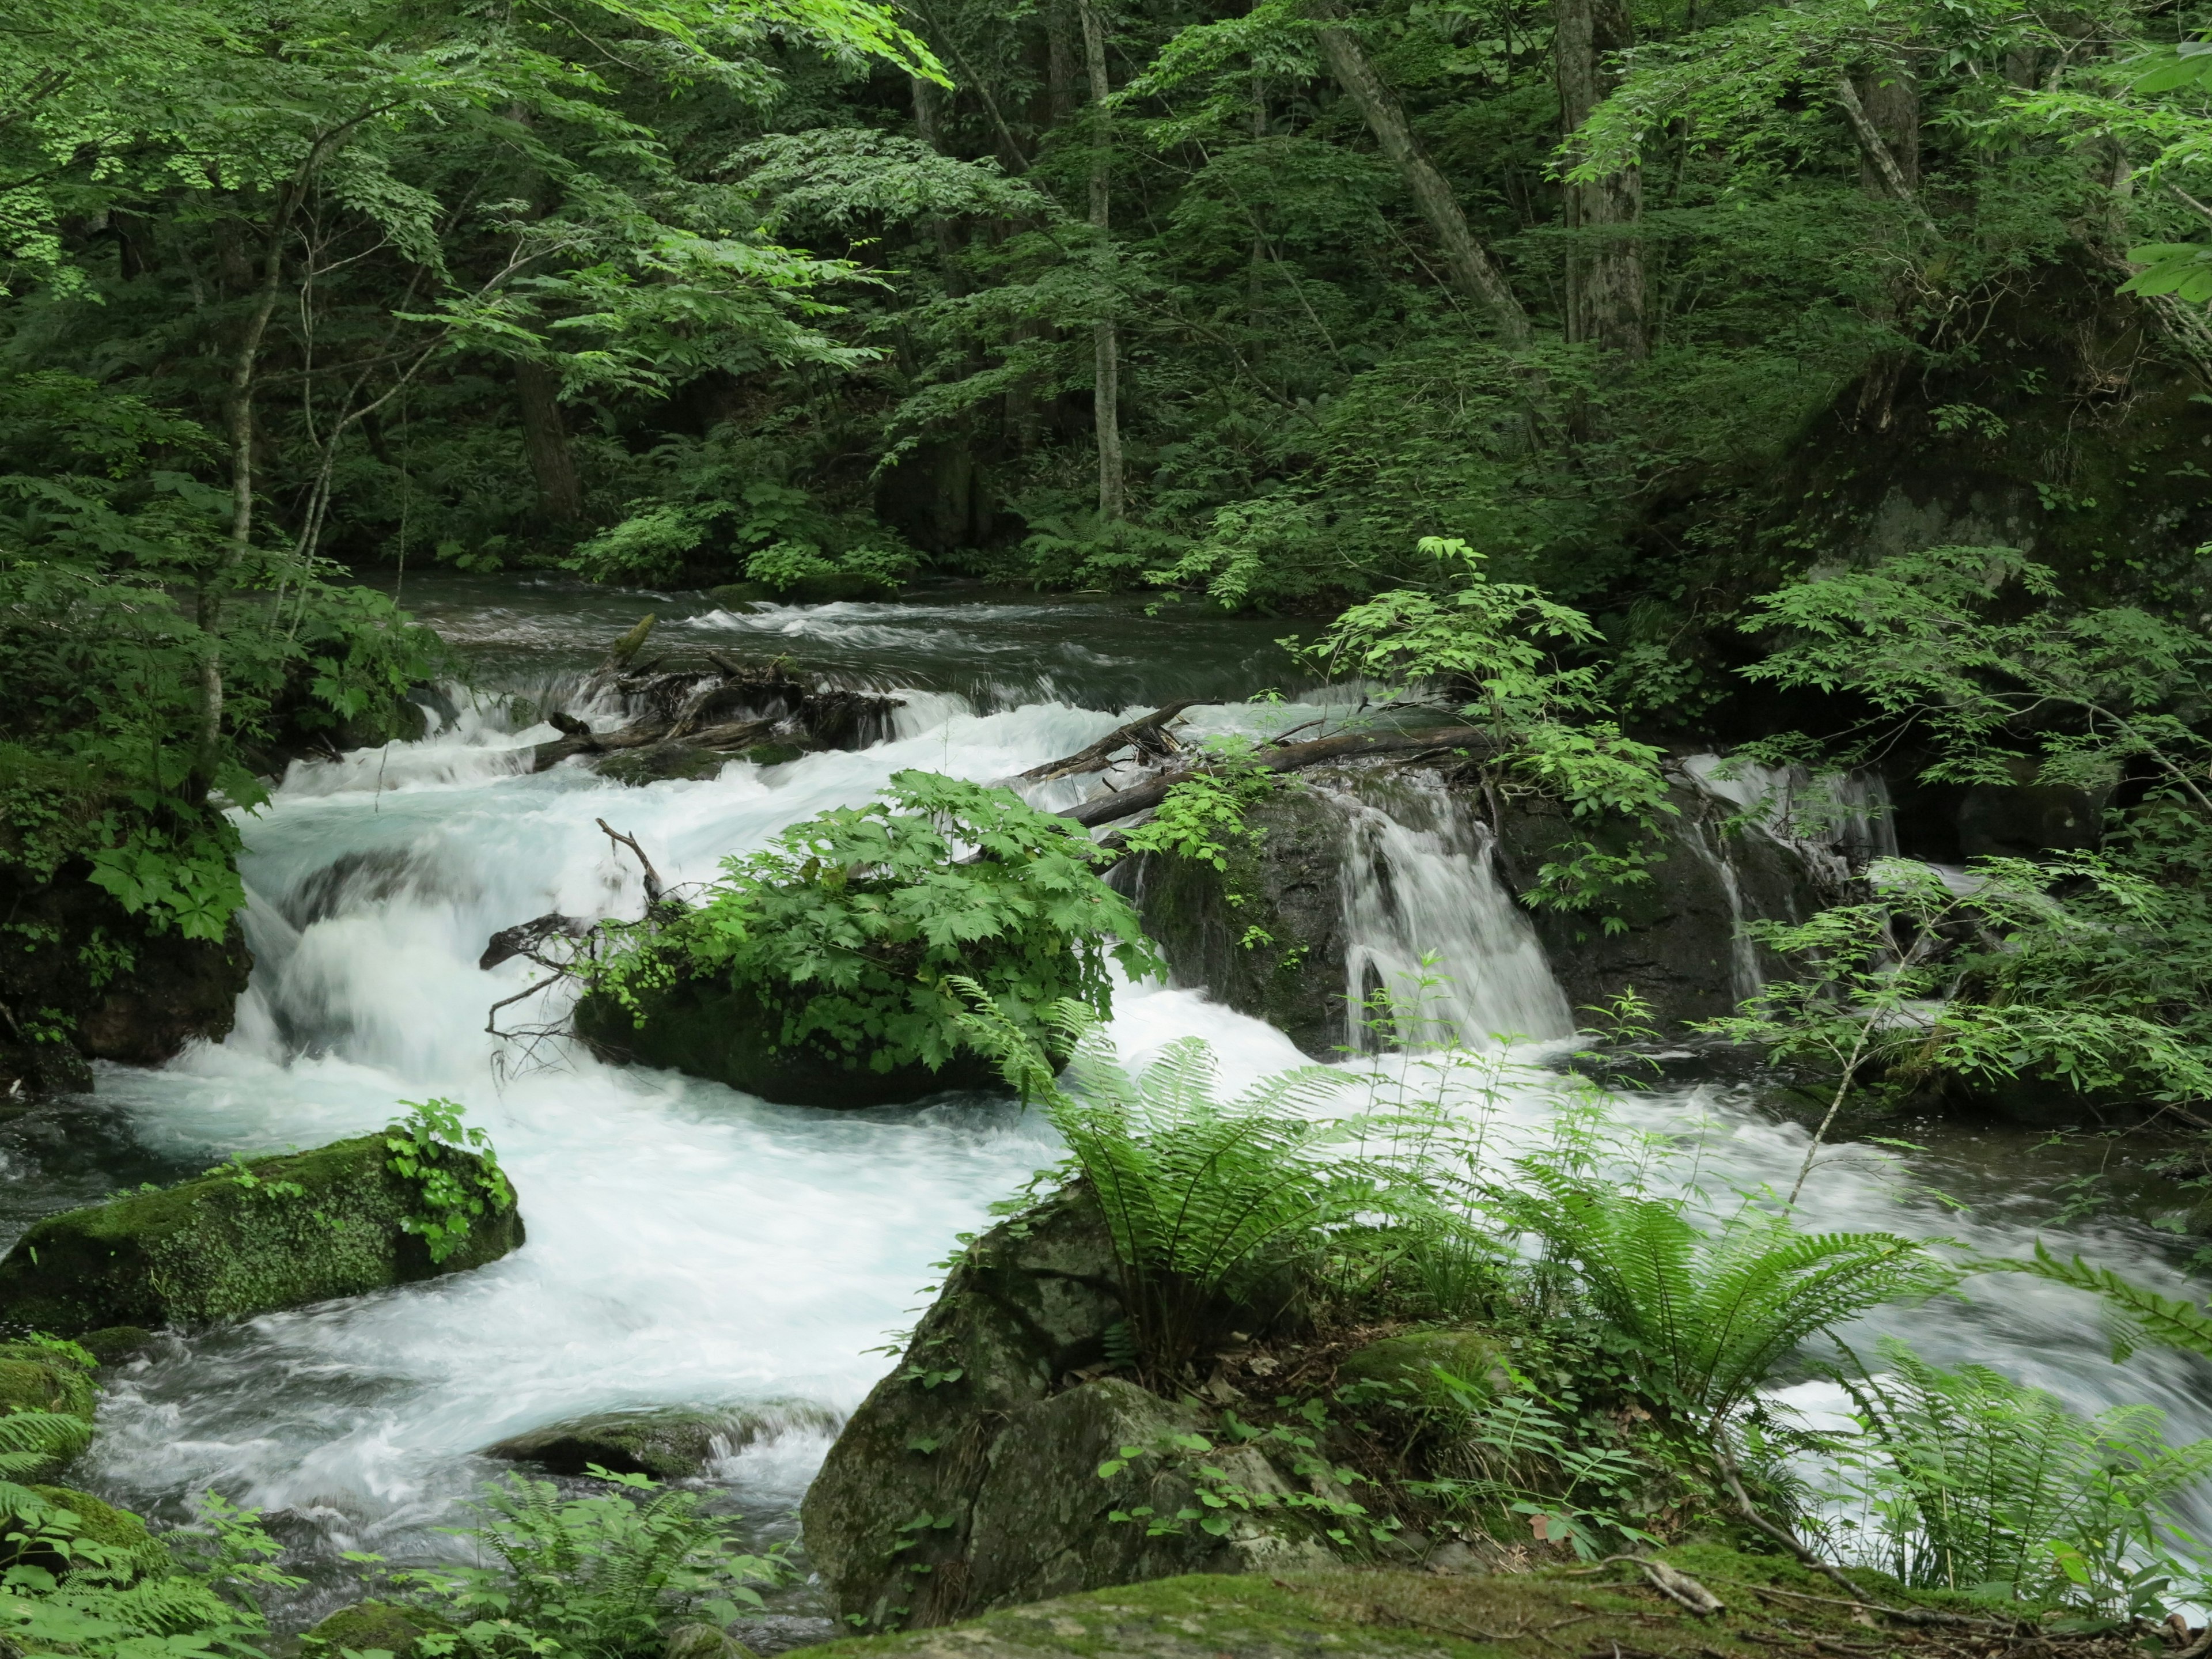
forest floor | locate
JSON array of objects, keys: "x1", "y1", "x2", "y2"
[{"x1": 804, "y1": 1546, "x2": 2126, "y2": 1659}]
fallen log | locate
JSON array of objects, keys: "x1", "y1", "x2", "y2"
[
  {"x1": 1019, "y1": 700, "x2": 1199, "y2": 783},
  {"x1": 1056, "y1": 724, "x2": 1495, "y2": 828}
]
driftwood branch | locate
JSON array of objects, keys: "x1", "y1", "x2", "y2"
[
  {"x1": 1056, "y1": 725, "x2": 1494, "y2": 828},
  {"x1": 597, "y1": 819, "x2": 665, "y2": 904},
  {"x1": 1020, "y1": 700, "x2": 1199, "y2": 782},
  {"x1": 479, "y1": 911, "x2": 588, "y2": 971},
  {"x1": 484, "y1": 974, "x2": 564, "y2": 1036}
]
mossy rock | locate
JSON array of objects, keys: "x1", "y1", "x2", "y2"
[
  {"x1": 483, "y1": 1402, "x2": 842, "y2": 1480},
  {"x1": 574, "y1": 979, "x2": 1001, "y2": 1109},
  {"x1": 0, "y1": 1135, "x2": 526, "y2": 1337},
  {"x1": 75, "y1": 1326, "x2": 155, "y2": 1367},
  {"x1": 0, "y1": 1340, "x2": 97, "y2": 1479},
  {"x1": 596, "y1": 745, "x2": 733, "y2": 786},
  {"x1": 707, "y1": 582, "x2": 773, "y2": 608},
  {"x1": 304, "y1": 1600, "x2": 451, "y2": 1658},
  {"x1": 740, "y1": 743, "x2": 806, "y2": 768},
  {"x1": 0, "y1": 1486, "x2": 163, "y2": 1581},
  {"x1": 708, "y1": 575, "x2": 895, "y2": 609},
  {"x1": 1336, "y1": 1328, "x2": 1510, "y2": 1410},
  {"x1": 798, "y1": 1546, "x2": 1984, "y2": 1657}
]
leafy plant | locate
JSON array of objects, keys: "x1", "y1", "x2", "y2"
[
  {"x1": 402, "y1": 1468, "x2": 791, "y2": 1659},
  {"x1": 592, "y1": 771, "x2": 1161, "y2": 1079},
  {"x1": 384, "y1": 1099, "x2": 516, "y2": 1266},
  {"x1": 1818, "y1": 1339, "x2": 2212, "y2": 1604}
]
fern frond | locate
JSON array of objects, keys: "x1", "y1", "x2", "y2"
[{"x1": 1980, "y1": 1241, "x2": 2212, "y2": 1363}]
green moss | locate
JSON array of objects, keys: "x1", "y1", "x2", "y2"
[
  {"x1": 304, "y1": 1599, "x2": 450, "y2": 1658},
  {"x1": 0, "y1": 1486, "x2": 164, "y2": 1581},
  {"x1": 74, "y1": 1326, "x2": 154, "y2": 1366},
  {"x1": 0, "y1": 1135, "x2": 526, "y2": 1336},
  {"x1": 804, "y1": 1549, "x2": 2028, "y2": 1657},
  {"x1": 1337, "y1": 1328, "x2": 1510, "y2": 1409},
  {"x1": 483, "y1": 1404, "x2": 841, "y2": 1480}
]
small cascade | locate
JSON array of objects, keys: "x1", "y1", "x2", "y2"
[
  {"x1": 1680, "y1": 755, "x2": 1897, "y2": 887},
  {"x1": 1682, "y1": 818, "x2": 1764, "y2": 1005},
  {"x1": 1336, "y1": 781, "x2": 1573, "y2": 1051}
]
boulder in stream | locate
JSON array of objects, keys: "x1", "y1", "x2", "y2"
[
  {"x1": 0, "y1": 1136, "x2": 525, "y2": 1337},
  {"x1": 482, "y1": 1402, "x2": 841, "y2": 1480},
  {"x1": 0, "y1": 1338, "x2": 97, "y2": 1478},
  {"x1": 801, "y1": 1189, "x2": 1336, "y2": 1633},
  {"x1": 574, "y1": 978, "x2": 1002, "y2": 1109}
]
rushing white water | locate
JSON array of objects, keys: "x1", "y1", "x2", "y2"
[
  {"x1": 6, "y1": 586, "x2": 2202, "y2": 1625},
  {"x1": 1335, "y1": 778, "x2": 1573, "y2": 1050}
]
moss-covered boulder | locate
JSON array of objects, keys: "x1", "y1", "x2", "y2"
[
  {"x1": 0, "y1": 1339, "x2": 97, "y2": 1479},
  {"x1": 304, "y1": 1600, "x2": 450, "y2": 1658},
  {"x1": 0, "y1": 1137, "x2": 525, "y2": 1336},
  {"x1": 802, "y1": 1190, "x2": 1334, "y2": 1633},
  {"x1": 1336, "y1": 1328, "x2": 1510, "y2": 1410},
  {"x1": 575, "y1": 978, "x2": 1001, "y2": 1109},
  {"x1": 483, "y1": 1402, "x2": 841, "y2": 1480},
  {"x1": 75, "y1": 1326, "x2": 155, "y2": 1367},
  {"x1": 0, "y1": 1486, "x2": 165, "y2": 1581}
]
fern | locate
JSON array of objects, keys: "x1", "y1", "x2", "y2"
[
  {"x1": 1979, "y1": 1241, "x2": 2212, "y2": 1363},
  {"x1": 1049, "y1": 1028, "x2": 1369, "y2": 1380},
  {"x1": 1491, "y1": 1168, "x2": 1957, "y2": 1422},
  {"x1": 1822, "y1": 1338, "x2": 2212, "y2": 1602}
]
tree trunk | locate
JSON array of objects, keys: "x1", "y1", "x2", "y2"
[
  {"x1": 1555, "y1": 0, "x2": 1646, "y2": 358},
  {"x1": 1048, "y1": 0, "x2": 1078, "y2": 128},
  {"x1": 1077, "y1": 0, "x2": 1124, "y2": 521},
  {"x1": 1309, "y1": 2, "x2": 1531, "y2": 344},
  {"x1": 1835, "y1": 72, "x2": 1936, "y2": 234},
  {"x1": 514, "y1": 358, "x2": 583, "y2": 527}
]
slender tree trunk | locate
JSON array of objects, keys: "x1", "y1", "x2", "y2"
[
  {"x1": 1555, "y1": 0, "x2": 1646, "y2": 358},
  {"x1": 514, "y1": 358, "x2": 583, "y2": 527},
  {"x1": 1077, "y1": 0, "x2": 1124, "y2": 521},
  {"x1": 1309, "y1": 1, "x2": 1531, "y2": 344},
  {"x1": 1248, "y1": 75, "x2": 1267, "y2": 330},
  {"x1": 1048, "y1": 0, "x2": 1079, "y2": 128},
  {"x1": 1835, "y1": 71, "x2": 1936, "y2": 234}
]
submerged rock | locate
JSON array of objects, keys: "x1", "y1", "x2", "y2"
[
  {"x1": 574, "y1": 977, "x2": 1002, "y2": 1109},
  {"x1": 802, "y1": 1190, "x2": 1335, "y2": 1633},
  {"x1": 0, "y1": 1136, "x2": 525, "y2": 1336},
  {"x1": 483, "y1": 1402, "x2": 841, "y2": 1480}
]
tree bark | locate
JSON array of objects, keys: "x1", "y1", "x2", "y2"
[
  {"x1": 514, "y1": 357, "x2": 583, "y2": 527},
  {"x1": 1555, "y1": 0, "x2": 1646, "y2": 358},
  {"x1": 1309, "y1": 2, "x2": 1531, "y2": 344},
  {"x1": 1835, "y1": 72, "x2": 1936, "y2": 234},
  {"x1": 1048, "y1": 0, "x2": 1079, "y2": 128},
  {"x1": 1077, "y1": 0, "x2": 1124, "y2": 521}
]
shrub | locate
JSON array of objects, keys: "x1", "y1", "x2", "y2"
[{"x1": 594, "y1": 771, "x2": 1161, "y2": 1079}]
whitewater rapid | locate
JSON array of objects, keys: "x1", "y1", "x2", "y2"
[{"x1": 14, "y1": 584, "x2": 2204, "y2": 1618}]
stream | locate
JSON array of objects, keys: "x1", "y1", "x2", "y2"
[{"x1": 7, "y1": 575, "x2": 2210, "y2": 1634}]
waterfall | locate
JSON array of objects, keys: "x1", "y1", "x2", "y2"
[
  {"x1": 1680, "y1": 754, "x2": 1897, "y2": 887},
  {"x1": 1336, "y1": 780, "x2": 1573, "y2": 1051}
]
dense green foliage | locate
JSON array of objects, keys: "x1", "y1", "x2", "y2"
[
  {"x1": 398, "y1": 1468, "x2": 790, "y2": 1659},
  {"x1": 590, "y1": 771, "x2": 1160, "y2": 1075}
]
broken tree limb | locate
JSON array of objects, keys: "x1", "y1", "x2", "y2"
[
  {"x1": 1056, "y1": 724, "x2": 1495, "y2": 828},
  {"x1": 597, "y1": 819, "x2": 665, "y2": 905},
  {"x1": 478, "y1": 911, "x2": 590, "y2": 972},
  {"x1": 1834, "y1": 73, "x2": 1938, "y2": 236},
  {"x1": 1019, "y1": 699, "x2": 1200, "y2": 783}
]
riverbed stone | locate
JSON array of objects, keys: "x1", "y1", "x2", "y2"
[
  {"x1": 0, "y1": 1135, "x2": 525, "y2": 1336},
  {"x1": 483, "y1": 1402, "x2": 842, "y2": 1480},
  {"x1": 574, "y1": 975, "x2": 1002, "y2": 1108},
  {"x1": 801, "y1": 1188, "x2": 1334, "y2": 1633}
]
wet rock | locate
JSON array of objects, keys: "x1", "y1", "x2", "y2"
[
  {"x1": 663, "y1": 1622, "x2": 760, "y2": 1659},
  {"x1": 483, "y1": 1403, "x2": 841, "y2": 1480},
  {"x1": 573, "y1": 976, "x2": 1001, "y2": 1109},
  {"x1": 1126, "y1": 783, "x2": 1355, "y2": 1056},
  {"x1": 802, "y1": 1190, "x2": 1335, "y2": 1632},
  {"x1": 0, "y1": 1135, "x2": 525, "y2": 1336},
  {"x1": 1957, "y1": 783, "x2": 2101, "y2": 860},
  {"x1": 74, "y1": 1325, "x2": 156, "y2": 1366},
  {"x1": 0, "y1": 872, "x2": 252, "y2": 1096},
  {"x1": 304, "y1": 1600, "x2": 450, "y2": 1658},
  {"x1": 596, "y1": 745, "x2": 735, "y2": 786},
  {"x1": 708, "y1": 574, "x2": 895, "y2": 608}
]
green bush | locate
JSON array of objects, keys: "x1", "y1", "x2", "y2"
[{"x1": 592, "y1": 771, "x2": 1160, "y2": 1080}]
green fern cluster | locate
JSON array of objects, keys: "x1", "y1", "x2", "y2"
[{"x1": 400, "y1": 1467, "x2": 790, "y2": 1659}]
